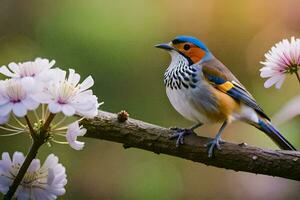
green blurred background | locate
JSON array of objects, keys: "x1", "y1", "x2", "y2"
[{"x1": 1, "y1": 0, "x2": 300, "y2": 199}]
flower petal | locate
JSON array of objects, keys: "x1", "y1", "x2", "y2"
[
  {"x1": 0, "y1": 103, "x2": 12, "y2": 116},
  {"x1": 32, "y1": 93, "x2": 53, "y2": 104},
  {"x1": 21, "y1": 77, "x2": 36, "y2": 93},
  {"x1": 78, "y1": 76, "x2": 94, "y2": 92},
  {"x1": 62, "y1": 104, "x2": 76, "y2": 116},
  {"x1": 0, "y1": 115, "x2": 9, "y2": 125},
  {"x1": 12, "y1": 152, "x2": 25, "y2": 165},
  {"x1": 28, "y1": 159, "x2": 41, "y2": 173},
  {"x1": 22, "y1": 97, "x2": 39, "y2": 110},
  {"x1": 66, "y1": 121, "x2": 87, "y2": 150},
  {"x1": 48, "y1": 102, "x2": 62, "y2": 114},
  {"x1": 263, "y1": 75, "x2": 284, "y2": 88},
  {"x1": 0, "y1": 66, "x2": 16, "y2": 77},
  {"x1": 12, "y1": 103, "x2": 27, "y2": 117},
  {"x1": 8, "y1": 62, "x2": 20, "y2": 74},
  {"x1": 41, "y1": 154, "x2": 58, "y2": 172},
  {"x1": 67, "y1": 69, "x2": 80, "y2": 86},
  {"x1": 275, "y1": 75, "x2": 286, "y2": 89},
  {"x1": 0, "y1": 152, "x2": 12, "y2": 172}
]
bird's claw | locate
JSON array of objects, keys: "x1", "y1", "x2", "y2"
[
  {"x1": 169, "y1": 128, "x2": 193, "y2": 147},
  {"x1": 205, "y1": 138, "x2": 224, "y2": 158}
]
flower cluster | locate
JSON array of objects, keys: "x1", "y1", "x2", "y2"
[
  {"x1": 0, "y1": 58, "x2": 100, "y2": 150},
  {"x1": 260, "y1": 37, "x2": 300, "y2": 89},
  {"x1": 0, "y1": 58, "x2": 101, "y2": 199},
  {"x1": 0, "y1": 152, "x2": 67, "y2": 199}
]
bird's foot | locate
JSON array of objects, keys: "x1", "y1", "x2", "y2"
[
  {"x1": 169, "y1": 127, "x2": 194, "y2": 147},
  {"x1": 205, "y1": 137, "x2": 224, "y2": 158}
]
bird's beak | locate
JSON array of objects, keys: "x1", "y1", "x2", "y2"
[{"x1": 154, "y1": 43, "x2": 174, "y2": 51}]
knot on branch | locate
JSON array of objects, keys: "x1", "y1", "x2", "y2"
[{"x1": 117, "y1": 110, "x2": 129, "y2": 122}]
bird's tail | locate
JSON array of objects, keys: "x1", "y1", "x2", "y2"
[{"x1": 252, "y1": 117, "x2": 296, "y2": 150}]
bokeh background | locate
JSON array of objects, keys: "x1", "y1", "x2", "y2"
[{"x1": 1, "y1": 0, "x2": 300, "y2": 199}]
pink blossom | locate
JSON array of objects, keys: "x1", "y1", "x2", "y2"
[{"x1": 260, "y1": 37, "x2": 300, "y2": 89}]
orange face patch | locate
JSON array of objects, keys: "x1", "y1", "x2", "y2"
[{"x1": 172, "y1": 42, "x2": 206, "y2": 64}]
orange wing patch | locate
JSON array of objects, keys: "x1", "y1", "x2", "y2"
[{"x1": 217, "y1": 81, "x2": 234, "y2": 92}]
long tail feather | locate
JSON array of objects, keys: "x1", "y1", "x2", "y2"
[{"x1": 255, "y1": 118, "x2": 296, "y2": 150}]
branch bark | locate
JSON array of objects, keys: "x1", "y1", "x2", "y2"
[{"x1": 82, "y1": 110, "x2": 300, "y2": 181}]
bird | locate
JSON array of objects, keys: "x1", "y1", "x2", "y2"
[{"x1": 155, "y1": 35, "x2": 297, "y2": 157}]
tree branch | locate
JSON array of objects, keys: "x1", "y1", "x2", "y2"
[{"x1": 82, "y1": 110, "x2": 300, "y2": 181}]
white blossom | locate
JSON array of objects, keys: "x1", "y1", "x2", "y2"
[
  {"x1": 66, "y1": 121, "x2": 87, "y2": 150},
  {"x1": 260, "y1": 37, "x2": 300, "y2": 89},
  {"x1": 0, "y1": 58, "x2": 55, "y2": 81},
  {"x1": 0, "y1": 152, "x2": 67, "y2": 200},
  {"x1": 35, "y1": 69, "x2": 99, "y2": 118},
  {"x1": 0, "y1": 78, "x2": 40, "y2": 118}
]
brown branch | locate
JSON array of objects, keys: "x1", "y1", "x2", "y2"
[{"x1": 81, "y1": 110, "x2": 300, "y2": 181}]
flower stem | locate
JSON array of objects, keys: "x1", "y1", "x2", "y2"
[
  {"x1": 3, "y1": 140, "x2": 43, "y2": 200},
  {"x1": 24, "y1": 115, "x2": 34, "y2": 137},
  {"x1": 3, "y1": 114, "x2": 56, "y2": 200},
  {"x1": 43, "y1": 113, "x2": 55, "y2": 130},
  {"x1": 296, "y1": 71, "x2": 300, "y2": 86}
]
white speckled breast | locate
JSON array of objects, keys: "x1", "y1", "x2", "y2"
[{"x1": 164, "y1": 51, "x2": 220, "y2": 124}]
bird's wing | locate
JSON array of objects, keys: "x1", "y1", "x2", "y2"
[{"x1": 200, "y1": 59, "x2": 270, "y2": 120}]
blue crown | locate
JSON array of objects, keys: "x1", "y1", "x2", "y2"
[{"x1": 172, "y1": 35, "x2": 210, "y2": 53}]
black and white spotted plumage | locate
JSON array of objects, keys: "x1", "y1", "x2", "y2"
[{"x1": 164, "y1": 53, "x2": 198, "y2": 90}]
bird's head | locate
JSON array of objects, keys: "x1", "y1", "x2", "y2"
[{"x1": 155, "y1": 35, "x2": 212, "y2": 66}]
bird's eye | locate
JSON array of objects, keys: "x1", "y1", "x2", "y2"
[{"x1": 183, "y1": 44, "x2": 190, "y2": 51}]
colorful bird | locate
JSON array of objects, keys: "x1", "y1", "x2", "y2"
[{"x1": 155, "y1": 35, "x2": 296, "y2": 157}]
